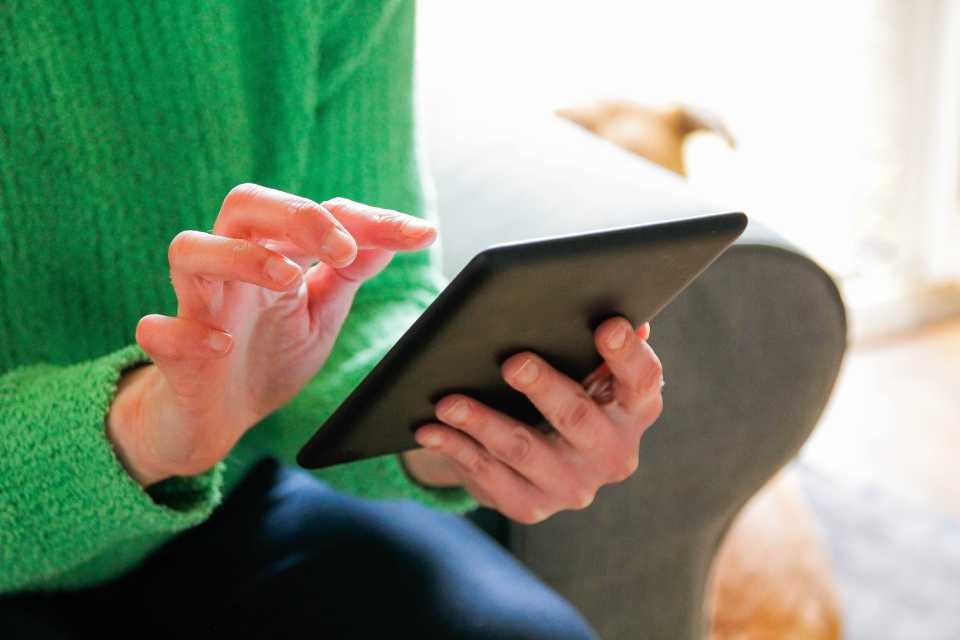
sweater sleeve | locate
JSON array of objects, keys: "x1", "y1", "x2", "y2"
[{"x1": 0, "y1": 343, "x2": 224, "y2": 593}]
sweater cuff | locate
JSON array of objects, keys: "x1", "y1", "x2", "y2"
[
  {"x1": 95, "y1": 343, "x2": 225, "y2": 519},
  {"x1": 0, "y1": 343, "x2": 223, "y2": 590}
]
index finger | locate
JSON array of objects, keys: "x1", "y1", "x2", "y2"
[
  {"x1": 267, "y1": 198, "x2": 438, "y2": 260},
  {"x1": 321, "y1": 197, "x2": 437, "y2": 251},
  {"x1": 214, "y1": 183, "x2": 358, "y2": 267}
]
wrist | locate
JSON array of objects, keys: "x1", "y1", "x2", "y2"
[{"x1": 106, "y1": 364, "x2": 170, "y2": 488}]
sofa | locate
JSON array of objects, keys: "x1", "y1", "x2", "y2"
[{"x1": 420, "y1": 99, "x2": 848, "y2": 639}]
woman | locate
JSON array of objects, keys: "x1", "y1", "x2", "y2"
[{"x1": 0, "y1": 2, "x2": 664, "y2": 637}]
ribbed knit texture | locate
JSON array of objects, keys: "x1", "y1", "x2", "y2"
[{"x1": 0, "y1": 0, "x2": 476, "y2": 594}]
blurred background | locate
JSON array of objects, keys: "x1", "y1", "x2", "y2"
[
  {"x1": 415, "y1": 1, "x2": 958, "y2": 638},
  {"x1": 418, "y1": 0, "x2": 960, "y2": 333}
]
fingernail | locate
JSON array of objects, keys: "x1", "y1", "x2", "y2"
[
  {"x1": 512, "y1": 358, "x2": 539, "y2": 386},
  {"x1": 400, "y1": 217, "x2": 435, "y2": 239},
  {"x1": 264, "y1": 256, "x2": 301, "y2": 286},
  {"x1": 606, "y1": 325, "x2": 627, "y2": 350},
  {"x1": 418, "y1": 431, "x2": 442, "y2": 448},
  {"x1": 323, "y1": 226, "x2": 356, "y2": 265},
  {"x1": 207, "y1": 331, "x2": 232, "y2": 354},
  {"x1": 443, "y1": 399, "x2": 469, "y2": 423}
]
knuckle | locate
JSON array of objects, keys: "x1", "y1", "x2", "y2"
[
  {"x1": 373, "y1": 209, "x2": 408, "y2": 230},
  {"x1": 571, "y1": 488, "x2": 595, "y2": 510},
  {"x1": 634, "y1": 393, "x2": 665, "y2": 435},
  {"x1": 464, "y1": 448, "x2": 494, "y2": 476},
  {"x1": 323, "y1": 196, "x2": 352, "y2": 209},
  {"x1": 285, "y1": 195, "x2": 324, "y2": 219},
  {"x1": 498, "y1": 428, "x2": 533, "y2": 465},
  {"x1": 647, "y1": 393, "x2": 665, "y2": 423},
  {"x1": 516, "y1": 513, "x2": 537, "y2": 526},
  {"x1": 516, "y1": 507, "x2": 547, "y2": 526},
  {"x1": 167, "y1": 230, "x2": 203, "y2": 266},
  {"x1": 611, "y1": 451, "x2": 640, "y2": 482},
  {"x1": 224, "y1": 182, "x2": 262, "y2": 207},
  {"x1": 634, "y1": 393, "x2": 663, "y2": 440},
  {"x1": 228, "y1": 238, "x2": 255, "y2": 267},
  {"x1": 640, "y1": 351, "x2": 664, "y2": 393},
  {"x1": 557, "y1": 393, "x2": 593, "y2": 435}
]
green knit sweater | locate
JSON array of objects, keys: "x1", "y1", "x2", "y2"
[{"x1": 0, "y1": 0, "x2": 476, "y2": 594}]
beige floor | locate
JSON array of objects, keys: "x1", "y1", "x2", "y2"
[{"x1": 801, "y1": 316, "x2": 960, "y2": 518}]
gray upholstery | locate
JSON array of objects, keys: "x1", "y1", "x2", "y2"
[{"x1": 422, "y1": 106, "x2": 847, "y2": 639}]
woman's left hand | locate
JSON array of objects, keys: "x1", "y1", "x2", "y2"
[{"x1": 400, "y1": 317, "x2": 664, "y2": 524}]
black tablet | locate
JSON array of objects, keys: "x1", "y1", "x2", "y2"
[{"x1": 297, "y1": 212, "x2": 747, "y2": 469}]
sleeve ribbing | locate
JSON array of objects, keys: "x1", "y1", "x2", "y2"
[{"x1": 0, "y1": 343, "x2": 223, "y2": 593}]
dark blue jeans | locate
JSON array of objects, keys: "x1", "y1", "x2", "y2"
[{"x1": 2, "y1": 458, "x2": 597, "y2": 639}]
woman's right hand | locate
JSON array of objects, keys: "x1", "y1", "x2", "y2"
[{"x1": 106, "y1": 183, "x2": 438, "y2": 487}]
